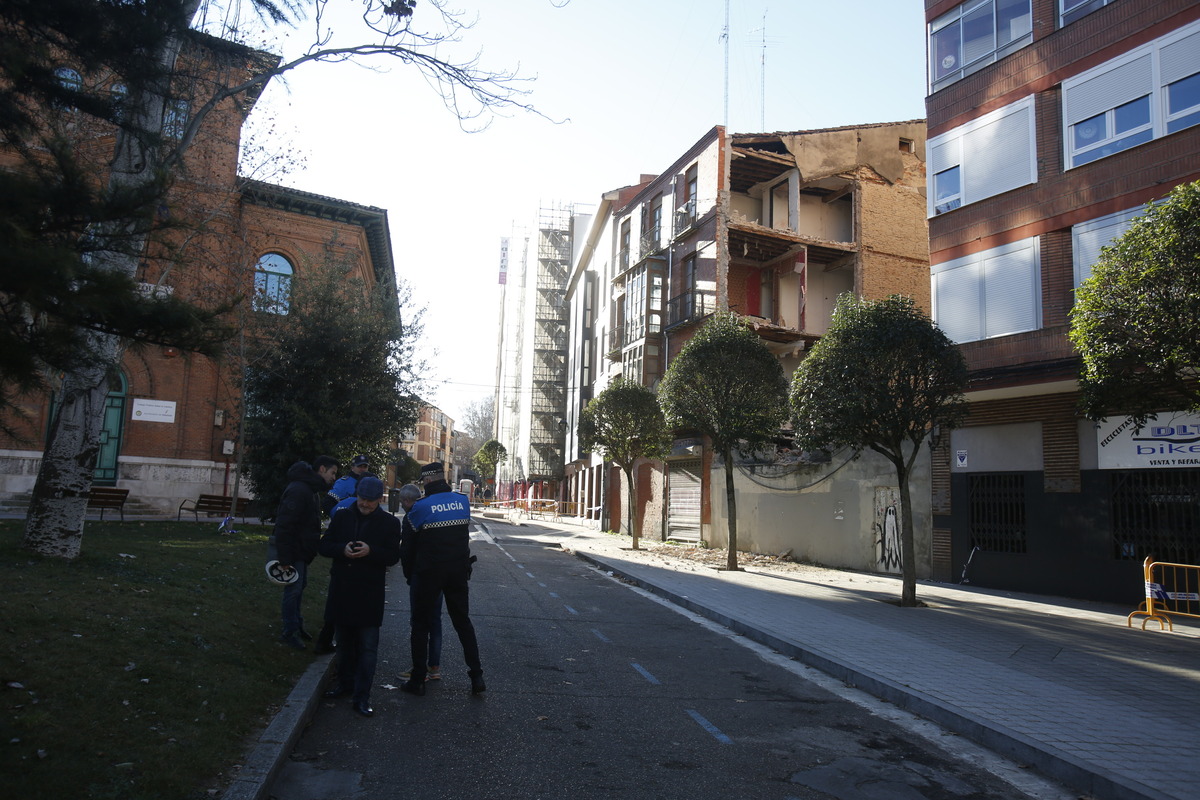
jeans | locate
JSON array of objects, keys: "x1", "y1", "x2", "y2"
[
  {"x1": 280, "y1": 559, "x2": 309, "y2": 635},
  {"x1": 410, "y1": 584, "x2": 444, "y2": 667},
  {"x1": 334, "y1": 624, "x2": 380, "y2": 704}
]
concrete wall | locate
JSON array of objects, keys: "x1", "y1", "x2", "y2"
[{"x1": 706, "y1": 445, "x2": 934, "y2": 578}]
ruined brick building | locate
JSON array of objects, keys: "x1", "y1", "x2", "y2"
[{"x1": 563, "y1": 122, "x2": 934, "y2": 576}]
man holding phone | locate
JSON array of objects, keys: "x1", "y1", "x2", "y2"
[{"x1": 317, "y1": 476, "x2": 401, "y2": 717}]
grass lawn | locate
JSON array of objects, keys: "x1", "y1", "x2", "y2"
[{"x1": 0, "y1": 519, "x2": 330, "y2": 799}]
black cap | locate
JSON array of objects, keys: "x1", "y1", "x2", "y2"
[
  {"x1": 351, "y1": 455, "x2": 369, "y2": 467},
  {"x1": 420, "y1": 462, "x2": 443, "y2": 478}
]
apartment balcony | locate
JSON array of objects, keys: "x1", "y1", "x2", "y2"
[
  {"x1": 665, "y1": 288, "x2": 716, "y2": 330},
  {"x1": 673, "y1": 200, "x2": 698, "y2": 238},
  {"x1": 605, "y1": 327, "x2": 622, "y2": 360},
  {"x1": 638, "y1": 227, "x2": 665, "y2": 262}
]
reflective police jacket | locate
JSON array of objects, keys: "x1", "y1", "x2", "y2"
[{"x1": 403, "y1": 479, "x2": 471, "y2": 574}]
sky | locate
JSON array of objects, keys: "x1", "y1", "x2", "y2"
[{"x1": 236, "y1": 0, "x2": 929, "y2": 423}]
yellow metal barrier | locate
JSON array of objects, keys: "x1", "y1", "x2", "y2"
[{"x1": 1128, "y1": 557, "x2": 1200, "y2": 631}]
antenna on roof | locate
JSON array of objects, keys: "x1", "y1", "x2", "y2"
[{"x1": 722, "y1": 0, "x2": 730, "y2": 128}]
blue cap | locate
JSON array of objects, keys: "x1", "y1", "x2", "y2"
[{"x1": 357, "y1": 476, "x2": 384, "y2": 500}]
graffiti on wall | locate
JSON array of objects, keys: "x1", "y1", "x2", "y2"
[{"x1": 875, "y1": 487, "x2": 901, "y2": 574}]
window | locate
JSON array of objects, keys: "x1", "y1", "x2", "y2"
[
  {"x1": 163, "y1": 98, "x2": 189, "y2": 140},
  {"x1": 933, "y1": 166, "x2": 962, "y2": 214},
  {"x1": 54, "y1": 67, "x2": 82, "y2": 111},
  {"x1": 1063, "y1": 21, "x2": 1200, "y2": 169},
  {"x1": 253, "y1": 253, "x2": 293, "y2": 314},
  {"x1": 110, "y1": 83, "x2": 128, "y2": 123},
  {"x1": 927, "y1": 96, "x2": 1036, "y2": 216},
  {"x1": 1072, "y1": 205, "x2": 1145, "y2": 287},
  {"x1": 675, "y1": 165, "x2": 699, "y2": 235},
  {"x1": 929, "y1": 0, "x2": 1032, "y2": 92},
  {"x1": 1060, "y1": 0, "x2": 1113, "y2": 28},
  {"x1": 932, "y1": 236, "x2": 1040, "y2": 343}
]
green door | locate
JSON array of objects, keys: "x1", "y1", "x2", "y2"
[
  {"x1": 94, "y1": 379, "x2": 126, "y2": 485},
  {"x1": 51, "y1": 372, "x2": 127, "y2": 486}
]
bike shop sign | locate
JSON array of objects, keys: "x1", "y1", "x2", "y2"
[{"x1": 1096, "y1": 412, "x2": 1200, "y2": 469}]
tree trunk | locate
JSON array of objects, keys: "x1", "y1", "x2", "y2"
[
  {"x1": 625, "y1": 464, "x2": 639, "y2": 550},
  {"x1": 724, "y1": 447, "x2": 738, "y2": 571},
  {"x1": 21, "y1": 4, "x2": 199, "y2": 558},
  {"x1": 897, "y1": 460, "x2": 918, "y2": 607},
  {"x1": 22, "y1": 351, "x2": 114, "y2": 558}
]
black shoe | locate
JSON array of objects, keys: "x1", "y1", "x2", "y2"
[
  {"x1": 323, "y1": 685, "x2": 351, "y2": 699},
  {"x1": 279, "y1": 632, "x2": 306, "y2": 651},
  {"x1": 353, "y1": 701, "x2": 374, "y2": 717},
  {"x1": 400, "y1": 679, "x2": 426, "y2": 697},
  {"x1": 298, "y1": 629, "x2": 314, "y2": 641},
  {"x1": 470, "y1": 674, "x2": 487, "y2": 695}
]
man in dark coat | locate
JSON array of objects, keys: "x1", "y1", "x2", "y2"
[
  {"x1": 274, "y1": 456, "x2": 339, "y2": 650},
  {"x1": 318, "y1": 476, "x2": 401, "y2": 717},
  {"x1": 400, "y1": 462, "x2": 484, "y2": 696}
]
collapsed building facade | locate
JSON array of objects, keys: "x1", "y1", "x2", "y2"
[{"x1": 564, "y1": 122, "x2": 935, "y2": 576}]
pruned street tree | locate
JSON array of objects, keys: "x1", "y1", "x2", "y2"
[
  {"x1": 1069, "y1": 180, "x2": 1200, "y2": 428},
  {"x1": 658, "y1": 312, "x2": 789, "y2": 571},
  {"x1": 472, "y1": 438, "x2": 507, "y2": 486},
  {"x1": 4, "y1": 0, "x2": 540, "y2": 557},
  {"x1": 240, "y1": 249, "x2": 426, "y2": 513},
  {"x1": 790, "y1": 294, "x2": 968, "y2": 607},
  {"x1": 578, "y1": 376, "x2": 671, "y2": 549}
]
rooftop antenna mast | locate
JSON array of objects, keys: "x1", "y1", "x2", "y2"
[
  {"x1": 722, "y1": 0, "x2": 730, "y2": 128},
  {"x1": 759, "y1": 10, "x2": 767, "y2": 131}
]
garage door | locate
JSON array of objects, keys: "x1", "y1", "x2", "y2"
[{"x1": 667, "y1": 458, "x2": 702, "y2": 543}]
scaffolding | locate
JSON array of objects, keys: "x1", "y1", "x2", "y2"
[{"x1": 527, "y1": 205, "x2": 572, "y2": 479}]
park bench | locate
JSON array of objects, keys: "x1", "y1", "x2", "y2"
[
  {"x1": 87, "y1": 486, "x2": 129, "y2": 521},
  {"x1": 178, "y1": 493, "x2": 250, "y2": 523}
]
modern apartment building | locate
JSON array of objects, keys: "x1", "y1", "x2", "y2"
[
  {"x1": 565, "y1": 122, "x2": 936, "y2": 577},
  {"x1": 925, "y1": 0, "x2": 1200, "y2": 602}
]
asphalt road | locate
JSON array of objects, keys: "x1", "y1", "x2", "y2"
[{"x1": 270, "y1": 525, "x2": 1076, "y2": 800}]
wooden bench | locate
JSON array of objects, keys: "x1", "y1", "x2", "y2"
[
  {"x1": 87, "y1": 487, "x2": 129, "y2": 521},
  {"x1": 178, "y1": 493, "x2": 250, "y2": 522}
]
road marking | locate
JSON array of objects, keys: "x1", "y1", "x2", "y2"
[
  {"x1": 564, "y1": 605, "x2": 578, "y2": 615},
  {"x1": 526, "y1": 571, "x2": 536, "y2": 578},
  {"x1": 630, "y1": 662, "x2": 660, "y2": 685},
  {"x1": 591, "y1": 628, "x2": 611, "y2": 643},
  {"x1": 549, "y1": 592, "x2": 560, "y2": 598},
  {"x1": 685, "y1": 709, "x2": 732, "y2": 744}
]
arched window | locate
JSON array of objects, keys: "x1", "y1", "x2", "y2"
[
  {"x1": 54, "y1": 67, "x2": 82, "y2": 110},
  {"x1": 253, "y1": 253, "x2": 293, "y2": 314}
]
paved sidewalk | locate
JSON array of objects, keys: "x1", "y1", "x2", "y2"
[{"x1": 491, "y1": 515, "x2": 1200, "y2": 800}]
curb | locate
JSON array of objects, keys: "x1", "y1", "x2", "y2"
[
  {"x1": 220, "y1": 654, "x2": 335, "y2": 800},
  {"x1": 571, "y1": 549, "x2": 1163, "y2": 800}
]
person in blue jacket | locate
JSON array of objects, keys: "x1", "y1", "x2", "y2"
[
  {"x1": 318, "y1": 476, "x2": 401, "y2": 718},
  {"x1": 322, "y1": 454, "x2": 373, "y2": 515},
  {"x1": 400, "y1": 462, "x2": 484, "y2": 696}
]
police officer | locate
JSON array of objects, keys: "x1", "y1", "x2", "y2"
[{"x1": 400, "y1": 462, "x2": 484, "y2": 695}]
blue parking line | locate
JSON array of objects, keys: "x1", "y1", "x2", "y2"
[
  {"x1": 591, "y1": 628, "x2": 611, "y2": 643},
  {"x1": 564, "y1": 605, "x2": 579, "y2": 615},
  {"x1": 549, "y1": 591, "x2": 560, "y2": 598},
  {"x1": 685, "y1": 709, "x2": 732, "y2": 744},
  {"x1": 630, "y1": 662, "x2": 660, "y2": 685}
]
